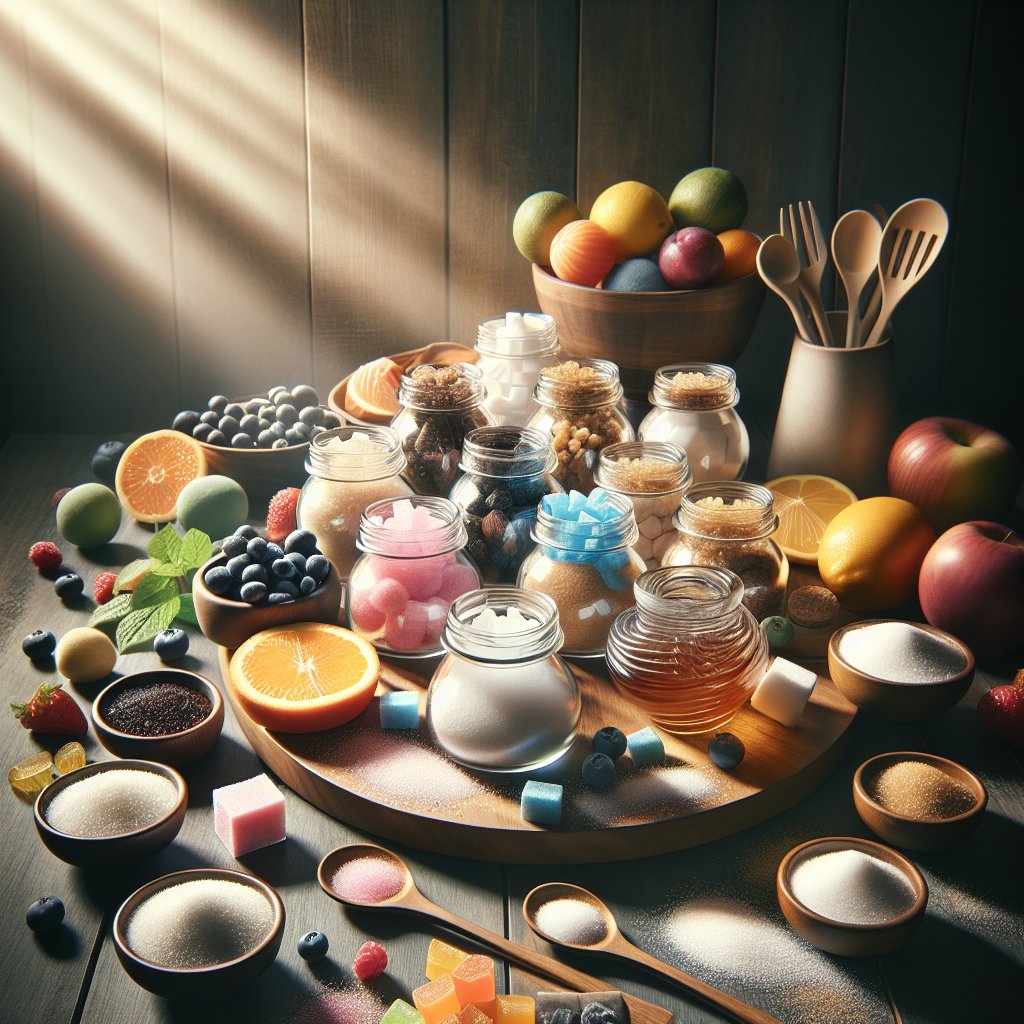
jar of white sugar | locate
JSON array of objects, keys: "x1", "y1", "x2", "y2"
[
  {"x1": 297, "y1": 426, "x2": 412, "y2": 582},
  {"x1": 426, "y1": 587, "x2": 579, "y2": 772},
  {"x1": 474, "y1": 312, "x2": 560, "y2": 425}
]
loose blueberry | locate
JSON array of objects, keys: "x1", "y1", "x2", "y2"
[
  {"x1": 173, "y1": 410, "x2": 200, "y2": 434},
  {"x1": 22, "y1": 630, "x2": 57, "y2": 661},
  {"x1": 291, "y1": 385, "x2": 319, "y2": 408},
  {"x1": 206, "y1": 429, "x2": 226, "y2": 446},
  {"x1": 244, "y1": 399, "x2": 264, "y2": 414},
  {"x1": 275, "y1": 580, "x2": 299, "y2": 599},
  {"x1": 273, "y1": 390, "x2": 295, "y2": 408},
  {"x1": 299, "y1": 407, "x2": 324, "y2": 429},
  {"x1": 221, "y1": 534, "x2": 248, "y2": 558},
  {"x1": 239, "y1": 414, "x2": 261, "y2": 436},
  {"x1": 200, "y1": 409, "x2": 220, "y2": 426},
  {"x1": 309, "y1": 425, "x2": 327, "y2": 438},
  {"x1": 192, "y1": 422, "x2": 213, "y2": 442},
  {"x1": 267, "y1": 592, "x2": 292, "y2": 605},
  {"x1": 230, "y1": 433, "x2": 255, "y2": 449},
  {"x1": 241, "y1": 563, "x2": 268, "y2": 585},
  {"x1": 760, "y1": 615, "x2": 795, "y2": 649},
  {"x1": 267, "y1": 385, "x2": 287, "y2": 401},
  {"x1": 591, "y1": 726, "x2": 627, "y2": 760},
  {"x1": 581, "y1": 752, "x2": 617, "y2": 792},
  {"x1": 272, "y1": 558, "x2": 297, "y2": 579},
  {"x1": 299, "y1": 575, "x2": 317, "y2": 595},
  {"x1": 154, "y1": 628, "x2": 189, "y2": 662},
  {"x1": 284, "y1": 530, "x2": 318, "y2": 556},
  {"x1": 54, "y1": 572, "x2": 84, "y2": 601},
  {"x1": 247, "y1": 536, "x2": 268, "y2": 562},
  {"x1": 91, "y1": 440, "x2": 126, "y2": 482},
  {"x1": 227, "y1": 554, "x2": 250, "y2": 581},
  {"x1": 284, "y1": 427, "x2": 305, "y2": 445},
  {"x1": 268, "y1": 421, "x2": 287, "y2": 439},
  {"x1": 284, "y1": 551, "x2": 307, "y2": 573},
  {"x1": 204, "y1": 565, "x2": 233, "y2": 594},
  {"x1": 257, "y1": 430, "x2": 277, "y2": 448},
  {"x1": 305, "y1": 554, "x2": 330, "y2": 582},
  {"x1": 276, "y1": 404, "x2": 299, "y2": 426},
  {"x1": 271, "y1": 438, "x2": 289, "y2": 449},
  {"x1": 218, "y1": 415, "x2": 240, "y2": 438},
  {"x1": 233, "y1": 524, "x2": 260, "y2": 540},
  {"x1": 240, "y1": 581, "x2": 268, "y2": 603},
  {"x1": 208, "y1": 395, "x2": 229, "y2": 413},
  {"x1": 708, "y1": 732, "x2": 746, "y2": 771},
  {"x1": 323, "y1": 411, "x2": 343, "y2": 429},
  {"x1": 224, "y1": 402, "x2": 245, "y2": 420},
  {"x1": 26, "y1": 895, "x2": 65, "y2": 932},
  {"x1": 263, "y1": 541, "x2": 284, "y2": 560},
  {"x1": 298, "y1": 930, "x2": 329, "y2": 962}
]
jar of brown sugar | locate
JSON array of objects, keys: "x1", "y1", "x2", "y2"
[
  {"x1": 526, "y1": 359, "x2": 634, "y2": 494},
  {"x1": 662, "y1": 481, "x2": 789, "y2": 619}
]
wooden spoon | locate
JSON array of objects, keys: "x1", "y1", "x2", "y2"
[
  {"x1": 318, "y1": 845, "x2": 673, "y2": 1024},
  {"x1": 831, "y1": 210, "x2": 882, "y2": 348},
  {"x1": 524, "y1": 882, "x2": 782, "y2": 1024},
  {"x1": 756, "y1": 234, "x2": 818, "y2": 343}
]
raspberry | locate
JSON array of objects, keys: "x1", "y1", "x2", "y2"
[
  {"x1": 267, "y1": 487, "x2": 301, "y2": 544},
  {"x1": 93, "y1": 572, "x2": 117, "y2": 606},
  {"x1": 352, "y1": 939, "x2": 388, "y2": 981},
  {"x1": 51, "y1": 487, "x2": 72, "y2": 508},
  {"x1": 29, "y1": 542, "x2": 63, "y2": 577}
]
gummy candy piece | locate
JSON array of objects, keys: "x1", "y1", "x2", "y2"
[
  {"x1": 382, "y1": 1000, "x2": 427, "y2": 1024},
  {"x1": 413, "y1": 976, "x2": 461, "y2": 1024},
  {"x1": 8, "y1": 750, "x2": 53, "y2": 802},
  {"x1": 370, "y1": 577, "x2": 410, "y2": 615},
  {"x1": 458, "y1": 1008, "x2": 492, "y2": 1024},
  {"x1": 350, "y1": 585, "x2": 387, "y2": 632},
  {"x1": 495, "y1": 995, "x2": 536, "y2": 1024},
  {"x1": 521, "y1": 780, "x2": 563, "y2": 827},
  {"x1": 213, "y1": 773, "x2": 286, "y2": 857},
  {"x1": 380, "y1": 691, "x2": 420, "y2": 730},
  {"x1": 438, "y1": 562, "x2": 479, "y2": 603},
  {"x1": 626, "y1": 727, "x2": 665, "y2": 768},
  {"x1": 54, "y1": 741, "x2": 86, "y2": 775},
  {"x1": 452, "y1": 954, "x2": 495, "y2": 1007},
  {"x1": 385, "y1": 601, "x2": 429, "y2": 651},
  {"x1": 425, "y1": 937, "x2": 470, "y2": 980}
]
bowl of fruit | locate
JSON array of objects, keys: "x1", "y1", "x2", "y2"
[{"x1": 517, "y1": 169, "x2": 766, "y2": 402}]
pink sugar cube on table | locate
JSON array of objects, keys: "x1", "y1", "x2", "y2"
[{"x1": 213, "y1": 773, "x2": 286, "y2": 857}]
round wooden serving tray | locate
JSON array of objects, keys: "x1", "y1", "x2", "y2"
[{"x1": 219, "y1": 648, "x2": 857, "y2": 864}]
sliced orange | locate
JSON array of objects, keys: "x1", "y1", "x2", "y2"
[
  {"x1": 345, "y1": 357, "x2": 403, "y2": 422},
  {"x1": 115, "y1": 430, "x2": 207, "y2": 523},
  {"x1": 229, "y1": 622, "x2": 379, "y2": 733},
  {"x1": 765, "y1": 474, "x2": 858, "y2": 565}
]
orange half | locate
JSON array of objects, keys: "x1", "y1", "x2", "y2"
[
  {"x1": 229, "y1": 622, "x2": 380, "y2": 733},
  {"x1": 765, "y1": 474, "x2": 858, "y2": 565},
  {"x1": 115, "y1": 429, "x2": 207, "y2": 523},
  {"x1": 346, "y1": 357, "x2": 403, "y2": 422}
]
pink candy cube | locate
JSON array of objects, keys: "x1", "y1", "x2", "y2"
[{"x1": 213, "y1": 774, "x2": 286, "y2": 857}]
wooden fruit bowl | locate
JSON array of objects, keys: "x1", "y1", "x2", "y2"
[{"x1": 531, "y1": 264, "x2": 765, "y2": 402}]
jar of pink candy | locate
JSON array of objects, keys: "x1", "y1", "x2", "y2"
[{"x1": 346, "y1": 496, "x2": 481, "y2": 658}]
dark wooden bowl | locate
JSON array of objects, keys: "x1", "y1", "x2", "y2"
[
  {"x1": 113, "y1": 867, "x2": 285, "y2": 999},
  {"x1": 192, "y1": 553, "x2": 342, "y2": 648},
  {"x1": 853, "y1": 751, "x2": 987, "y2": 851},
  {"x1": 34, "y1": 760, "x2": 187, "y2": 867},
  {"x1": 531, "y1": 263, "x2": 766, "y2": 402},
  {"x1": 92, "y1": 669, "x2": 224, "y2": 767},
  {"x1": 827, "y1": 619, "x2": 975, "y2": 721},
  {"x1": 777, "y1": 836, "x2": 927, "y2": 956}
]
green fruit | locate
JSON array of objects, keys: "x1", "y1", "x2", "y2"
[
  {"x1": 512, "y1": 191, "x2": 582, "y2": 266},
  {"x1": 56, "y1": 483, "x2": 122, "y2": 548},
  {"x1": 669, "y1": 167, "x2": 748, "y2": 233},
  {"x1": 56, "y1": 627, "x2": 117, "y2": 683},
  {"x1": 175, "y1": 475, "x2": 248, "y2": 540},
  {"x1": 760, "y1": 615, "x2": 795, "y2": 650}
]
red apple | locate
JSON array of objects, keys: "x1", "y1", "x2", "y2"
[
  {"x1": 888, "y1": 416, "x2": 1021, "y2": 532},
  {"x1": 918, "y1": 521, "x2": 1024, "y2": 657},
  {"x1": 658, "y1": 227, "x2": 724, "y2": 289}
]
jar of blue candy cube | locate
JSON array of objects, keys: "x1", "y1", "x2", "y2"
[
  {"x1": 517, "y1": 488, "x2": 645, "y2": 657},
  {"x1": 426, "y1": 587, "x2": 579, "y2": 772},
  {"x1": 448, "y1": 426, "x2": 563, "y2": 584}
]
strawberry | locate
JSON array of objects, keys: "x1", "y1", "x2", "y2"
[
  {"x1": 12, "y1": 682, "x2": 88, "y2": 737},
  {"x1": 267, "y1": 487, "x2": 301, "y2": 544},
  {"x1": 93, "y1": 572, "x2": 117, "y2": 605},
  {"x1": 352, "y1": 939, "x2": 388, "y2": 981},
  {"x1": 977, "y1": 672, "x2": 1024, "y2": 747},
  {"x1": 29, "y1": 541, "x2": 63, "y2": 576}
]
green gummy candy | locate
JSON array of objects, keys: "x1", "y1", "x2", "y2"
[{"x1": 382, "y1": 1000, "x2": 425, "y2": 1024}]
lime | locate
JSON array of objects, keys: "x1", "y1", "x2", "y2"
[
  {"x1": 513, "y1": 191, "x2": 582, "y2": 266},
  {"x1": 669, "y1": 168, "x2": 748, "y2": 233}
]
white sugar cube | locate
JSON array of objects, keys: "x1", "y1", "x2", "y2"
[{"x1": 750, "y1": 657, "x2": 817, "y2": 727}]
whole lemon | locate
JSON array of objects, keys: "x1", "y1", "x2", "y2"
[
  {"x1": 589, "y1": 181, "x2": 673, "y2": 259},
  {"x1": 818, "y1": 497, "x2": 937, "y2": 611},
  {"x1": 56, "y1": 627, "x2": 117, "y2": 684},
  {"x1": 56, "y1": 483, "x2": 122, "y2": 548},
  {"x1": 513, "y1": 191, "x2": 582, "y2": 266}
]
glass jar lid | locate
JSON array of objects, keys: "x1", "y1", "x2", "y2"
[
  {"x1": 649, "y1": 362, "x2": 739, "y2": 411},
  {"x1": 460, "y1": 425, "x2": 557, "y2": 479},
  {"x1": 633, "y1": 565, "x2": 746, "y2": 624},
  {"x1": 475, "y1": 313, "x2": 559, "y2": 360},
  {"x1": 305, "y1": 425, "x2": 406, "y2": 482},
  {"x1": 594, "y1": 440, "x2": 693, "y2": 495},
  {"x1": 533, "y1": 358, "x2": 623, "y2": 410},
  {"x1": 356, "y1": 496, "x2": 468, "y2": 557},
  {"x1": 673, "y1": 481, "x2": 778, "y2": 541},
  {"x1": 397, "y1": 362, "x2": 486, "y2": 412},
  {"x1": 442, "y1": 586, "x2": 563, "y2": 662},
  {"x1": 531, "y1": 488, "x2": 639, "y2": 552}
]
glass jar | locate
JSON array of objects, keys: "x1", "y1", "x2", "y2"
[
  {"x1": 662, "y1": 482, "x2": 790, "y2": 620},
  {"x1": 426, "y1": 587, "x2": 579, "y2": 772},
  {"x1": 346, "y1": 496, "x2": 481, "y2": 658},
  {"x1": 638, "y1": 363, "x2": 749, "y2": 481},
  {"x1": 517, "y1": 488, "x2": 645, "y2": 657},
  {"x1": 527, "y1": 359, "x2": 634, "y2": 494},
  {"x1": 474, "y1": 312, "x2": 560, "y2": 425},
  {"x1": 607, "y1": 566, "x2": 769, "y2": 734},
  {"x1": 391, "y1": 362, "x2": 492, "y2": 497},
  {"x1": 448, "y1": 426, "x2": 563, "y2": 584},
  {"x1": 296, "y1": 426, "x2": 412, "y2": 582},
  {"x1": 593, "y1": 440, "x2": 693, "y2": 570}
]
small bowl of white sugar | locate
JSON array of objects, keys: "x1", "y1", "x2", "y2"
[
  {"x1": 34, "y1": 760, "x2": 187, "y2": 867},
  {"x1": 113, "y1": 868, "x2": 285, "y2": 999},
  {"x1": 827, "y1": 618, "x2": 974, "y2": 721},
  {"x1": 777, "y1": 836, "x2": 928, "y2": 956}
]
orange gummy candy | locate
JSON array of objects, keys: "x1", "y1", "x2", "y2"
[
  {"x1": 413, "y1": 976, "x2": 461, "y2": 1024},
  {"x1": 452, "y1": 955, "x2": 495, "y2": 1008}
]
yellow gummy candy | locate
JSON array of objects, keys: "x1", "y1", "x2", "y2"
[
  {"x1": 495, "y1": 996, "x2": 535, "y2": 1024},
  {"x1": 54, "y1": 741, "x2": 86, "y2": 775},
  {"x1": 8, "y1": 751, "x2": 54, "y2": 802},
  {"x1": 425, "y1": 937, "x2": 470, "y2": 980}
]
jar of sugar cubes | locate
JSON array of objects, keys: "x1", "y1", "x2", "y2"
[
  {"x1": 346, "y1": 496, "x2": 481, "y2": 657},
  {"x1": 638, "y1": 363, "x2": 749, "y2": 482},
  {"x1": 607, "y1": 565, "x2": 769, "y2": 734},
  {"x1": 426, "y1": 587, "x2": 579, "y2": 771},
  {"x1": 663, "y1": 482, "x2": 790, "y2": 620},
  {"x1": 517, "y1": 488, "x2": 645, "y2": 657},
  {"x1": 474, "y1": 312, "x2": 560, "y2": 425},
  {"x1": 448, "y1": 425, "x2": 563, "y2": 584},
  {"x1": 392, "y1": 363, "x2": 492, "y2": 497},
  {"x1": 527, "y1": 359, "x2": 634, "y2": 494},
  {"x1": 593, "y1": 440, "x2": 693, "y2": 570},
  {"x1": 297, "y1": 426, "x2": 413, "y2": 581}
]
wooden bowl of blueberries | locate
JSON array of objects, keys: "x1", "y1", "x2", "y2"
[
  {"x1": 170, "y1": 384, "x2": 348, "y2": 498},
  {"x1": 192, "y1": 526, "x2": 342, "y2": 649}
]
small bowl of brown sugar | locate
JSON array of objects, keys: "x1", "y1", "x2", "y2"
[{"x1": 853, "y1": 751, "x2": 987, "y2": 851}]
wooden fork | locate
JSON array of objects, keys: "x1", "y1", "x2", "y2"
[{"x1": 780, "y1": 200, "x2": 835, "y2": 346}]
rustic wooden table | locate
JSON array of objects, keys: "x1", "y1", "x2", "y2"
[{"x1": 2, "y1": 435, "x2": 1021, "y2": 1024}]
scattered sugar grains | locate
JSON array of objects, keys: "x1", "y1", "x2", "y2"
[
  {"x1": 126, "y1": 880, "x2": 274, "y2": 968},
  {"x1": 871, "y1": 760, "x2": 976, "y2": 820},
  {"x1": 535, "y1": 898, "x2": 607, "y2": 945},
  {"x1": 790, "y1": 849, "x2": 916, "y2": 925},
  {"x1": 837, "y1": 621, "x2": 966, "y2": 682},
  {"x1": 293, "y1": 985, "x2": 387, "y2": 1024},
  {"x1": 45, "y1": 769, "x2": 177, "y2": 837},
  {"x1": 330, "y1": 856, "x2": 406, "y2": 904},
  {"x1": 574, "y1": 765, "x2": 723, "y2": 827}
]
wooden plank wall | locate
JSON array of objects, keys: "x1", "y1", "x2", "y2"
[{"x1": 1, "y1": 0, "x2": 1020, "y2": 449}]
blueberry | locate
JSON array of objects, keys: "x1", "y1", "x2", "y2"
[
  {"x1": 240, "y1": 581, "x2": 268, "y2": 603},
  {"x1": 581, "y1": 752, "x2": 617, "y2": 792},
  {"x1": 246, "y1": 536, "x2": 268, "y2": 562},
  {"x1": 760, "y1": 615, "x2": 795, "y2": 649},
  {"x1": 264, "y1": 542, "x2": 284, "y2": 562},
  {"x1": 297, "y1": 930, "x2": 328, "y2": 962},
  {"x1": 267, "y1": 385, "x2": 287, "y2": 401},
  {"x1": 22, "y1": 630, "x2": 57, "y2": 661},
  {"x1": 291, "y1": 385, "x2": 319, "y2": 409},
  {"x1": 218, "y1": 415, "x2": 240, "y2": 437},
  {"x1": 206, "y1": 429, "x2": 227, "y2": 446},
  {"x1": 221, "y1": 534, "x2": 248, "y2": 558},
  {"x1": 299, "y1": 575, "x2": 317, "y2": 595},
  {"x1": 241, "y1": 563, "x2": 268, "y2": 585},
  {"x1": 230, "y1": 433, "x2": 255, "y2": 449},
  {"x1": 309, "y1": 425, "x2": 327, "y2": 438},
  {"x1": 305, "y1": 554, "x2": 330, "y2": 582},
  {"x1": 26, "y1": 895, "x2": 65, "y2": 932},
  {"x1": 708, "y1": 733, "x2": 745, "y2": 771},
  {"x1": 224, "y1": 402, "x2": 245, "y2": 420},
  {"x1": 204, "y1": 565, "x2": 233, "y2": 594},
  {"x1": 268, "y1": 421, "x2": 287, "y2": 439},
  {"x1": 581, "y1": 1004, "x2": 621, "y2": 1024},
  {"x1": 276, "y1": 403, "x2": 299, "y2": 426},
  {"x1": 257, "y1": 417, "x2": 272, "y2": 430},
  {"x1": 227, "y1": 554, "x2": 250, "y2": 581},
  {"x1": 272, "y1": 558, "x2": 297, "y2": 579},
  {"x1": 172, "y1": 410, "x2": 200, "y2": 434},
  {"x1": 267, "y1": 592, "x2": 292, "y2": 605},
  {"x1": 291, "y1": 421, "x2": 312, "y2": 440},
  {"x1": 271, "y1": 438, "x2": 289, "y2": 449},
  {"x1": 154, "y1": 628, "x2": 189, "y2": 662},
  {"x1": 200, "y1": 409, "x2": 220, "y2": 426},
  {"x1": 323, "y1": 411, "x2": 343, "y2": 429},
  {"x1": 208, "y1": 394, "x2": 229, "y2": 413},
  {"x1": 274, "y1": 580, "x2": 299, "y2": 599},
  {"x1": 299, "y1": 406, "x2": 324, "y2": 427},
  {"x1": 257, "y1": 430, "x2": 277, "y2": 448},
  {"x1": 244, "y1": 399, "x2": 264, "y2": 414},
  {"x1": 192, "y1": 422, "x2": 213, "y2": 442},
  {"x1": 239, "y1": 413, "x2": 261, "y2": 436},
  {"x1": 285, "y1": 427, "x2": 307, "y2": 445},
  {"x1": 91, "y1": 440, "x2": 126, "y2": 482},
  {"x1": 284, "y1": 530, "x2": 318, "y2": 556},
  {"x1": 273, "y1": 390, "x2": 295, "y2": 408},
  {"x1": 284, "y1": 551, "x2": 307, "y2": 573},
  {"x1": 591, "y1": 726, "x2": 627, "y2": 760},
  {"x1": 233, "y1": 525, "x2": 259, "y2": 539},
  {"x1": 54, "y1": 572, "x2": 83, "y2": 601}
]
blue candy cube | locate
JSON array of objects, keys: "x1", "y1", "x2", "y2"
[
  {"x1": 520, "y1": 780, "x2": 563, "y2": 827},
  {"x1": 627, "y1": 726, "x2": 665, "y2": 768},
  {"x1": 542, "y1": 492, "x2": 570, "y2": 517},
  {"x1": 379, "y1": 691, "x2": 420, "y2": 730},
  {"x1": 567, "y1": 490, "x2": 587, "y2": 513}
]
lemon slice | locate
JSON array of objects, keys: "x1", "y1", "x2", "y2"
[{"x1": 765, "y1": 474, "x2": 858, "y2": 565}]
